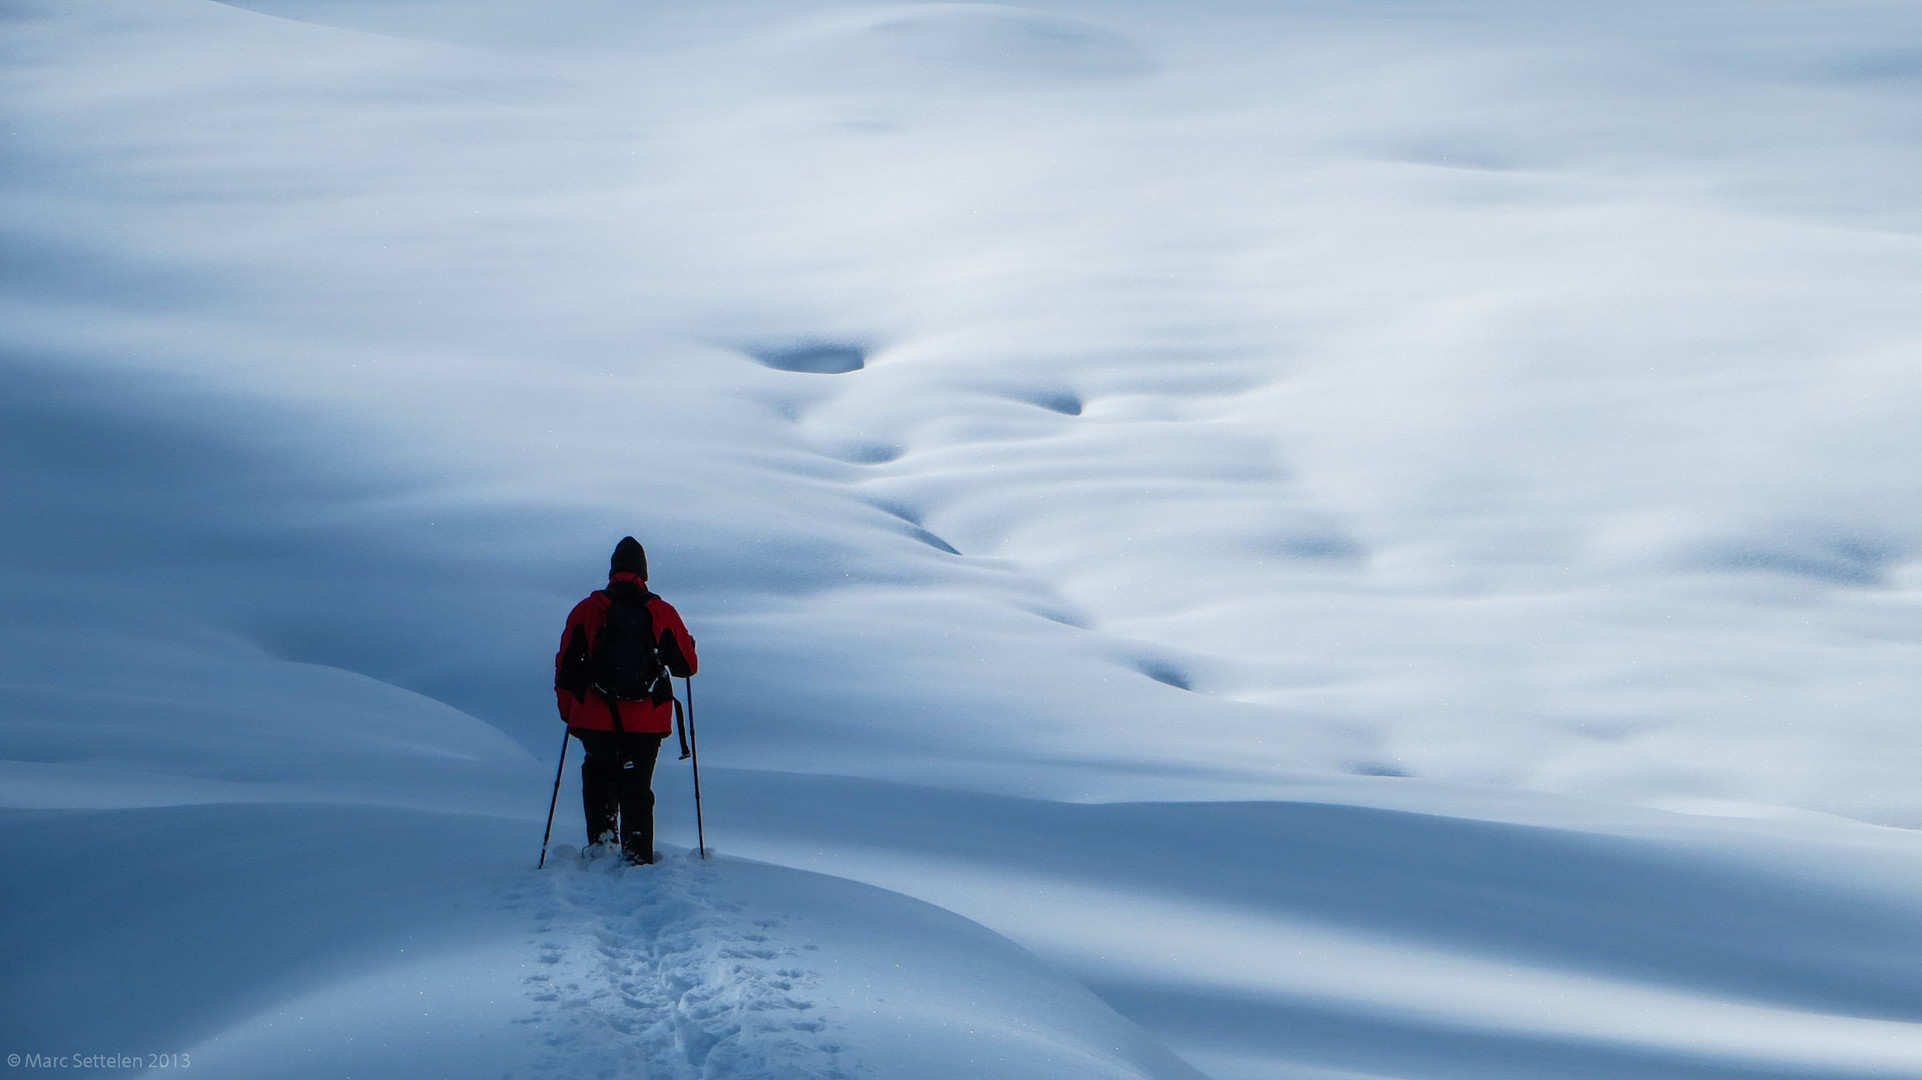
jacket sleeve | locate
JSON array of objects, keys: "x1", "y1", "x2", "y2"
[
  {"x1": 554, "y1": 597, "x2": 599, "y2": 721},
  {"x1": 653, "y1": 599, "x2": 699, "y2": 678}
]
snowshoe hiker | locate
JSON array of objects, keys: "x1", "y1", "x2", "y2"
[{"x1": 554, "y1": 536, "x2": 699, "y2": 865}]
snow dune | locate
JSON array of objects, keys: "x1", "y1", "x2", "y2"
[
  {"x1": 1, "y1": 803, "x2": 1201, "y2": 1080},
  {"x1": 11, "y1": 770, "x2": 1922, "y2": 1078},
  {"x1": 7, "y1": 0, "x2": 1920, "y2": 815},
  {"x1": 515, "y1": 848, "x2": 1203, "y2": 1080},
  {"x1": 5, "y1": 0, "x2": 1922, "y2": 1076},
  {"x1": 704, "y1": 769, "x2": 1922, "y2": 1079}
]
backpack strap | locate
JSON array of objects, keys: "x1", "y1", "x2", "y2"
[{"x1": 599, "y1": 687, "x2": 627, "y2": 736}]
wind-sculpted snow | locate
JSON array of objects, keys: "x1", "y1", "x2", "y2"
[
  {"x1": 514, "y1": 847, "x2": 1203, "y2": 1080},
  {"x1": 7, "y1": 0, "x2": 1922, "y2": 1076},
  {"x1": 8, "y1": 0, "x2": 1922, "y2": 816},
  {"x1": 0, "y1": 802, "x2": 1201, "y2": 1080},
  {"x1": 11, "y1": 778, "x2": 1922, "y2": 1079},
  {"x1": 700, "y1": 769, "x2": 1922, "y2": 1080}
]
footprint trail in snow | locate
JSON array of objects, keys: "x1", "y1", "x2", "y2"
[{"x1": 510, "y1": 847, "x2": 866, "y2": 1080}]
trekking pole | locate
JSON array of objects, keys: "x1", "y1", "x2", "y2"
[
  {"x1": 685, "y1": 675, "x2": 706, "y2": 859},
  {"x1": 537, "y1": 727, "x2": 571, "y2": 869}
]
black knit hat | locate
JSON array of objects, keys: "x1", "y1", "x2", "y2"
[{"x1": 610, "y1": 536, "x2": 648, "y2": 580}]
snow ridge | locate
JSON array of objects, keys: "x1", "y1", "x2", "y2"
[{"x1": 514, "y1": 847, "x2": 865, "y2": 1080}]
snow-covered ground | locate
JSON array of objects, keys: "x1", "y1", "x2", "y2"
[{"x1": 5, "y1": 0, "x2": 1922, "y2": 1077}]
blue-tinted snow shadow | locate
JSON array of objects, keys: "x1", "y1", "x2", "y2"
[
  {"x1": 0, "y1": 803, "x2": 526, "y2": 1049},
  {"x1": 0, "y1": 351, "x2": 1074, "y2": 773},
  {"x1": 703, "y1": 770, "x2": 1922, "y2": 1029},
  {"x1": 0, "y1": 228, "x2": 229, "y2": 311},
  {"x1": 1091, "y1": 981, "x2": 1885, "y2": 1080},
  {"x1": 0, "y1": 354, "x2": 564, "y2": 749}
]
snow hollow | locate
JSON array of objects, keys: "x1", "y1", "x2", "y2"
[{"x1": 5, "y1": 0, "x2": 1922, "y2": 1077}]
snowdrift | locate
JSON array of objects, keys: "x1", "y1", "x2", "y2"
[
  {"x1": 703, "y1": 769, "x2": 1922, "y2": 1079},
  {"x1": 8, "y1": 0, "x2": 1922, "y2": 1076},
  {"x1": 0, "y1": 804, "x2": 1199, "y2": 1080}
]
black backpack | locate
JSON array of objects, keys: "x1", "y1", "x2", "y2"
[{"x1": 589, "y1": 583, "x2": 669, "y2": 704}]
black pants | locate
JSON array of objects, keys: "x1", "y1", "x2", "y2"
[{"x1": 573, "y1": 728, "x2": 665, "y2": 863}]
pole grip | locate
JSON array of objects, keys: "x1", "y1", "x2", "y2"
[{"x1": 673, "y1": 696, "x2": 690, "y2": 760}]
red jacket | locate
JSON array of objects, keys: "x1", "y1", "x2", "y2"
[{"x1": 554, "y1": 572, "x2": 699, "y2": 734}]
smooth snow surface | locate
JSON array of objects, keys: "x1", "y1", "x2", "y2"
[
  {"x1": 514, "y1": 847, "x2": 1203, "y2": 1080},
  {"x1": 5, "y1": 0, "x2": 1922, "y2": 1076}
]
